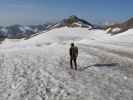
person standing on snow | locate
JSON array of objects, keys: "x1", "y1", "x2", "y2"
[{"x1": 69, "y1": 43, "x2": 78, "y2": 70}]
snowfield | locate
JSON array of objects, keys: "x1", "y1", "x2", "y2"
[{"x1": 0, "y1": 27, "x2": 133, "y2": 100}]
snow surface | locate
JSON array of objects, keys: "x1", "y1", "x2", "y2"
[
  {"x1": 0, "y1": 27, "x2": 133, "y2": 100},
  {"x1": 110, "y1": 29, "x2": 133, "y2": 42},
  {"x1": 19, "y1": 26, "x2": 35, "y2": 33},
  {"x1": 1, "y1": 28, "x2": 8, "y2": 33},
  {"x1": 112, "y1": 27, "x2": 121, "y2": 32}
]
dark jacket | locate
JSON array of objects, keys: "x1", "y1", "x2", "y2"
[{"x1": 69, "y1": 46, "x2": 78, "y2": 58}]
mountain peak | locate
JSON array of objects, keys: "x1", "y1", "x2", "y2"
[
  {"x1": 68, "y1": 15, "x2": 79, "y2": 21},
  {"x1": 127, "y1": 17, "x2": 133, "y2": 21},
  {"x1": 65, "y1": 16, "x2": 79, "y2": 25},
  {"x1": 126, "y1": 17, "x2": 133, "y2": 26},
  {"x1": 49, "y1": 16, "x2": 94, "y2": 29}
]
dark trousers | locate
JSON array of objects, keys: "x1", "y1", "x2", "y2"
[{"x1": 70, "y1": 57, "x2": 77, "y2": 70}]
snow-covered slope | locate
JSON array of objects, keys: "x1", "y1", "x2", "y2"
[
  {"x1": 0, "y1": 27, "x2": 133, "y2": 100},
  {"x1": 110, "y1": 29, "x2": 133, "y2": 41},
  {"x1": 0, "y1": 27, "x2": 110, "y2": 49}
]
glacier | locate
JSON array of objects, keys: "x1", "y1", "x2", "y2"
[{"x1": 0, "y1": 27, "x2": 133, "y2": 100}]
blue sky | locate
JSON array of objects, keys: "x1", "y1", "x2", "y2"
[{"x1": 0, "y1": 0, "x2": 132, "y2": 26}]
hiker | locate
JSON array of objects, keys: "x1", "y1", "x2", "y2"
[{"x1": 69, "y1": 43, "x2": 78, "y2": 70}]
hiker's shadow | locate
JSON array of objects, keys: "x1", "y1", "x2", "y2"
[{"x1": 79, "y1": 63, "x2": 118, "y2": 71}]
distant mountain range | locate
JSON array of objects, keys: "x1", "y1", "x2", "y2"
[
  {"x1": 0, "y1": 24, "x2": 51, "y2": 39},
  {"x1": 0, "y1": 16, "x2": 95, "y2": 39},
  {"x1": 106, "y1": 17, "x2": 133, "y2": 34},
  {"x1": 0, "y1": 16, "x2": 132, "y2": 40}
]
